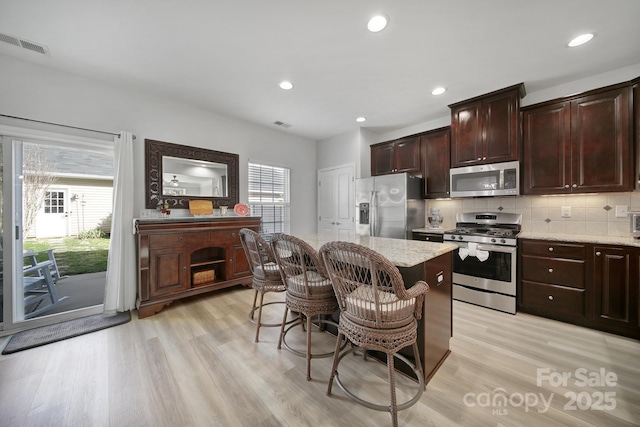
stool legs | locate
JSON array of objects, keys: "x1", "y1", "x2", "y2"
[{"x1": 254, "y1": 291, "x2": 266, "y2": 342}]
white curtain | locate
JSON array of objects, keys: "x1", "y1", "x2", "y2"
[{"x1": 104, "y1": 131, "x2": 137, "y2": 312}]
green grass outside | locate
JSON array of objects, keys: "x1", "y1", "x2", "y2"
[{"x1": 23, "y1": 237, "x2": 110, "y2": 276}]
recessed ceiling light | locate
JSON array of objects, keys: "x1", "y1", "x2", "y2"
[
  {"x1": 432, "y1": 87, "x2": 446, "y2": 95},
  {"x1": 356, "y1": 117, "x2": 366, "y2": 123},
  {"x1": 367, "y1": 15, "x2": 388, "y2": 32},
  {"x1": 279, "y1": 81, "x2": 294, "y2": 90},
  {"x1": 568, "y1": 33, "x2": 594, "y2": 47}
]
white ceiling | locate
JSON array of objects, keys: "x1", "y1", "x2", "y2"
[{"x1": 1, "y1": 0, "x2": 639, "y2": 141}]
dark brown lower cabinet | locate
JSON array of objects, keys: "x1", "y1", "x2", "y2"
[
  {"x1": 519, "y1": 239, "x2": 639, "y2": 339},
  {"x1": 592, "y1": 245, "x2": 639, "y2": 338}
]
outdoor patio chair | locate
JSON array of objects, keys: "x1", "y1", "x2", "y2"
[{"x1": 23, "y1": 258, "x2": 69, "y2": 319}]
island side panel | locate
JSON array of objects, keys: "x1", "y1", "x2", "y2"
[
  {"x1": 397, "y1": 250, "x2": 453, "y2": 384},
  {"x1": 421, "y1": 251, "x2": 453, "y2": 384}
]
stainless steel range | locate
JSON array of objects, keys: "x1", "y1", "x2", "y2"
[{"x1": 444, "y1": 212, "x2": 522, "y2": 314}]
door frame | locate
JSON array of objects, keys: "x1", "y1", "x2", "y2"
[{"x1": 0, "y1": 125, "x2": 109, "y2": 335}]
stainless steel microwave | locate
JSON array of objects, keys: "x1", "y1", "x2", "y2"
[{"x1": 449, "y1": 161, "x2": 520, "y2": 198}]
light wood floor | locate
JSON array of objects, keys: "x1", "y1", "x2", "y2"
[{"x1": 1, "y1": 286, "x2": 639, "y2": 427}]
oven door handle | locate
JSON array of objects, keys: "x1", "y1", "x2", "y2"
[
  {"x1": 447, "y1": 241, "x2": 517, "y2": 254},
  {"x1": 475, "y1": 244, "x2": 516, "y2": 254}
]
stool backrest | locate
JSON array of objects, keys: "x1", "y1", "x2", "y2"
[
  {"x1": 320, "y1": 241, "x2": 428, "y2": 329},
  {"x1": 239, "y1": 228, "x2": 276, "y2": 280},
  {"x1": 271, "y1": 233, "x2": 332, "y2": 300}
]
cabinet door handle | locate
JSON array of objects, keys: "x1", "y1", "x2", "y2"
[
  {"x1": 229, "y1": 259, "x2": 233, "y2": 263},
  {"x1": 183, "y1": 266, "x2": 187, "y2": 271},
  {"x1": 548, "y1": 268, "x2": 553, "y2": 273},
  {"x1": 596, "y1": 251, "x2": 601, "y2": 256},
  {"x1": 548, "y1": 295, "x2": 554, "y2": 301},
  {"x1": 179, "y1": 236, "x2": 184, "y2": 241},
  {"x1": 477, "y1": 157, "x2": 482, "y2": 161},
  {"x1": 572, "y1": 184, "x2": 577, "y2": 188},
  {"x1": 548, "y1": 247, "x2": 554, "y2": 252},
  {"x1": 564, "y1": 185, "x2": 570, "y2": 188}
]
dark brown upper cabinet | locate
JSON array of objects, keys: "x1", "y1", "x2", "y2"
[
  {"x1": 421, "y1": 127, "x2": 451, "y2": 198},
  {"x1": 449, "y1": 83, "x2": 525, "y2": 168},
  {"x1": 523, "y1": 82, "x2": 634, "y2": 195},
  {"x1": 371, "y1": 135, "x2": 421, "y2": 176}
]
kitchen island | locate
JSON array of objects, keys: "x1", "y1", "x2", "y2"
[{"x1": 302, "y1": 232, "x2": 458, "y2": 384}]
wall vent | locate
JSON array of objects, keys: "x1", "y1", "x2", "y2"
[
  {"x1": 0, "y1": 32, "x2": 49, "y2": 55},
  {"x1": 273, "y1": 121, "x2": 291, "y2": 128}
]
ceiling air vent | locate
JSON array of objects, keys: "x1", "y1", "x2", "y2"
[
  {"x1": 0, "y1": 32, "x2": 49, "y2": 55},
  {"x1": 273, "y1": 121, "x2": 291, "y2": 128}
]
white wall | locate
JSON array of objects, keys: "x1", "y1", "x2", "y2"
[{"x1": 0, "y1": 55, "x2": 319, "y2": 235}]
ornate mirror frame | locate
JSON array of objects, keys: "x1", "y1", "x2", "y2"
[{"x1": 145, "y1": 139, "x2": 239, "y2": 209}]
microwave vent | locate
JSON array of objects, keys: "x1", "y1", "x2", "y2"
[{"x1": 0, "y1": 32, "x2": 49, "y2": 55}]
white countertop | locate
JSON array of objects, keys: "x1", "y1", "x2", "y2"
[
  {"x1": 300, "y1": 233, "x2": 457, "y2": 268},
  {"x1": 519, "y1": 231, "x2": 640, "y2": 248}
]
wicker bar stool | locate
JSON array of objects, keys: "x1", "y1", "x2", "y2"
[
  {"x1": 270, "y1": 233, "x2": 340, "y2": 381},
  {"x1": 319, "y1": 241, "x2": 429, "y2": 427},
  {"x1": 239, "y1": 228, "x2": 287, "y2": 343}
]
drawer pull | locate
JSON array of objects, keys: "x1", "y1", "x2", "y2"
[
  {"x1": 548, "y1": 295, "x2": 554, "y2": 301},
  {"x1": 548, "y1": 268, "x2": 553, "y2": 273},
  {"x1": 548, "y1": 247, "x2": 554, "y2": 252}
]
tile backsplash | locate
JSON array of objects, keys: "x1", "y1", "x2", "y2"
[{"x1": 426, "y1": 192, "x2": 640, "y2": 237}]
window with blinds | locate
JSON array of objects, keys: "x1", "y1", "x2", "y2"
[{"x1": 248, "y1": 162, "x2": 290, "y2": 234}]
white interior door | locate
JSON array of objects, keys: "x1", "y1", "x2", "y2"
[{"x1": 317, "y1": 164, "x2": 355, "y2": 238}]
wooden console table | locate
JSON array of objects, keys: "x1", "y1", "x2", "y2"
[{"x1": 135, "y1": 216, "x2": 261, "y2": 318}]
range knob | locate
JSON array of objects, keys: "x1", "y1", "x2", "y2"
[
  {"x1": 491, "y1": 238, "x2": 496, "y2": 243},
  {"x1": 457, "y1": 235, "x2": 464, "y2": 241},
  {"x1": 501, "y1": 238, "x2": 506, "y2": 244}
]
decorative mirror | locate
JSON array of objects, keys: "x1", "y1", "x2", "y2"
[{"x1": 145, "y1": 139, "x2": 239, "y2": 209}]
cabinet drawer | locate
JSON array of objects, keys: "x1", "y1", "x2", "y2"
[
  {"x1": 148, "y1": 233, "x2": 187, "y2": 249},
  {"x1": 183, "y1": 231, "x2": 209, "y2": 246},
  {"x1": 521, "y1": 240, "x2": 585, "y2": 259},
  {"x1": 521, "y1": 281, "x2": 585, "y2": 318},
  {"x1": 521, "y1": 255, "x2": 585, "y2": 288}
]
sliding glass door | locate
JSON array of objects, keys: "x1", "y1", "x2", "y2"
[{"x1": 1, "y1": 131, "x2": 113, "y2": 332}]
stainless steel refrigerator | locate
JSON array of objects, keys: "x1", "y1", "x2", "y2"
[{"x1": 355, "y1": 173, "x2": 425, "y2": 239}]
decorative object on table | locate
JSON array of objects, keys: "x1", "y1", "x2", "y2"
[
  {"x1": 219, "y1": 206, "x2": 228, "y2": 216},
  {"x1": 234, "y1": 203, "x2": 250, "y2": 216},
  {"x1": 189, "y1": 199, "x2": 214, "y2": 216},
  {"x1": 161, "y1": 201, "x2": 171, "y2": 217},
  {"x1": 427, "y1": 207, "x2": 443, "y2": 229}
]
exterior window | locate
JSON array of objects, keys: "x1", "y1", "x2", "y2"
[
  {"x1": 248, "y1": 163, "x2": 290, "y2": 234},
  {"x1": 44, "y1": 191, "x2": 65, "y2": 214}
]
